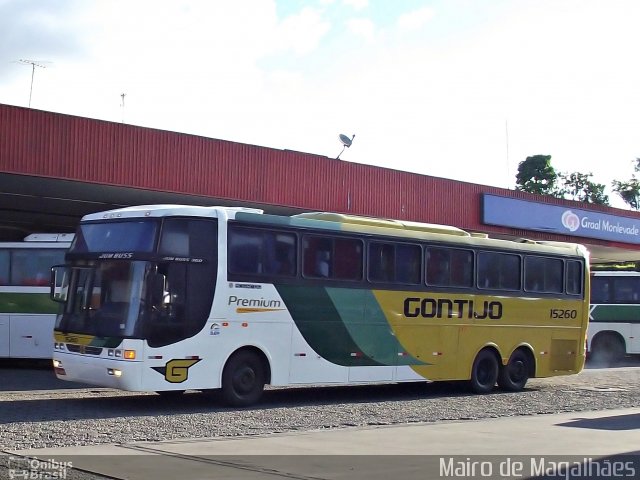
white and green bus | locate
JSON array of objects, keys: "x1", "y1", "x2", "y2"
[
  {"x1": 588, "y1": 271, "x2": 640, "y2": 364},
  {"x1": 51, "y1": 205, "x2": 589, "y2": 406},
  {"x1": 0, "y1": 233, "x2": 73, "y2": 359}
]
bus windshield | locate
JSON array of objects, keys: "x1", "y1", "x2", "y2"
[
  {"x1": 55, "y1": 261, "x2": 151, "y2": 338},
  {"x1": 55, "y1": 216, "x2": 219, "y2": 346},
  {"x1": 70, "y1": 220, "x2": 158, "y2": 253}
]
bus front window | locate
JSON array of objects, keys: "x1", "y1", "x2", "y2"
[{"x1": 56, "y1": 261, "x2": 149, "y2": 338}]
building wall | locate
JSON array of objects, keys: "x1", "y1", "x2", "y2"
[{"x1": 1, "y1": 102, "x2": 638, "y2": 249}]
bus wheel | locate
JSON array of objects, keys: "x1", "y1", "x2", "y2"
[
  {"x1": 591, "y1": 333, "x2": 625, "y2": 366},
  {"x1": 498, "y1": 349, "x2": 530, "y2": 392},
  {"x1": 221, "y1": 350, "x2": 265, "y2": 407},
  {"x1": 470, "y1": 349, "x2": 499, "y2": 394}
]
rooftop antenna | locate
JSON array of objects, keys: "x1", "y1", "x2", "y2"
[
  {"x1": 120, "y1": 93, "x2": 126, "y2": 123},
  {"x1": 505, "y1": 118, "x2": 512, "y2": 187},
  {"x1": 336, "y1": 133, "x2": 355, "y2": 160},
  {"x1": 17, "y1": 59, "x2": 50, "y2": 108}
]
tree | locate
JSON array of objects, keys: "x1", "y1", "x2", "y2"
[
  {"x1": 558, "y1": 172, "x2": 609, "y2": 205},
  {"x1": 612, "y1": 158, "x2": 640, "y2": 210},
  {"x1": 515, "y1": 154, "x2": 610, "y2": 205},
  {"x1": 515, "y1": 155, "x2": 560, "y2": 196}
]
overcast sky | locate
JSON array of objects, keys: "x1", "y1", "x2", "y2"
[{"x1": 1, "y1": 0, "x2": 639, "y2": 208}]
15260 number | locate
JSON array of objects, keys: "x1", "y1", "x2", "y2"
[{"x1": 549, "y1": 309, "x2": 578, "y2": 319}]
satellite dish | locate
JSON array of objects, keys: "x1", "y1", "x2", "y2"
[
  {"x1": 336, "y1": 134, "x2": 355, "y2": 159},
  {"x1": 339, "y1": 134, "x2": 353, "y2": 148}
]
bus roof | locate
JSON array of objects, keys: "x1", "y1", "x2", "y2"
[
  {"x1": 81, "y1": 205, "x2": 588, "y2": 259},
  {"x1": 24, "y1": 233, "x2": 74, "y2": 242},
  {"x1": 591, "y1": 270, "x2": 640, "y2": 276},
  {"x1": 293, "y1": 212, "x2": 471, "y2": 237},
  {"x1": 81, "y1": 204, "x2": 263, "y2": 221}
]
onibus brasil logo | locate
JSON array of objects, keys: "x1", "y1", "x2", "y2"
[{"x1": 561, "y1": 210, "x2": 580, "y2": 232}]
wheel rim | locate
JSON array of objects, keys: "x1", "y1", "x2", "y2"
[
  {"x1": 477, "y1": 358, "x2": 493, "y2": 385},
  {"x1": 508, "y1": 359, "x2": 526, "y2": 383},
  {"x1": 233, "y1": 365, "x2": 256, "y2": 395}
]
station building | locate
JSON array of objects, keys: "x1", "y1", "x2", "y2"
[{"x1": 1, "y1": 102, "x2": 639, "y2": 264}]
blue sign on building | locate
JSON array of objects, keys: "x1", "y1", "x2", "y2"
[{"x1": 482, "y1": 194, "x2": 640, "y2": 245}]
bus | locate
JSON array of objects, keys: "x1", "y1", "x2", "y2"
[
  {"x1": 588, "y1": 271, "x2": 640, "y2": 364},
  {"x1": 50, "y1": 205, "x2": 589, "y2": 406},
  {"x1": 1, "y1": 233, "x2": 73, "y2": 359}
]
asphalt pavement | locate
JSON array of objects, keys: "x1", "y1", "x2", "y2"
[
  {"x1": 4, "y1": 408, "x2": 640, "y2": 479},
  {"x1": 2, "y1": 358, "x2": 640, "y2": 479}
]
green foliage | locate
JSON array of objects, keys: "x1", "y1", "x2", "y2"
[
  {"x1": 515, "y1": 155, "x2": 559, "y2": 196},
  {"x1": 558, "y1": 172, "x2": 609, "y2": 205},
  {"x1": 611, "y1": 158, "x2": 640, "y2": 210},
  {"x1": 515, "y1": 155, "x2": 609, "y2": 205}
]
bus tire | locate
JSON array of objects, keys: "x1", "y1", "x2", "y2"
[
  {"x1": 498, "y1": 349, "x2": 530, "y2": 392},
  {"x1": 469, "y1": 349, "x2": 499, "y2": 394},
  {"x1": 590, "y1": 333, "x2": 625, "y2": 366},
  {"x1": 221, "y1": 350, "x2": 265, "y2": 407}
]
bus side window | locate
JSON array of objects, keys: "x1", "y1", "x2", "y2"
[
  {"x1": 477, "y1": 252, "x2": 496, "y2": 289},
  {"x1": 450, "y1": 249, "x2": 473, "y2": 288},
  {"x1": 228, "y1": 228, "x2": 262, "y2": 275},
  {"x1": 368, "y1": 242, "x2": 393, "y2": 282},
  {"x1": 525, "y1": 256, "x2": 544, "y2": 292},
  {"x1": 590, "y1": 278, "x2": 610, "y2": 303},
  {"x1": 499, "y1": 254, "x2": 521, "y2": 290},
  {"x1": 396, "y1": 244, "x2": 421, "y2": 284},
  {"x1": 0, "y1": 251, "x2": 8, "y2": 285},
  {"x1": 426, "y1": 247, "x2": 450, "y2": 286},
  {"x1": 614, "y1": 278, "x2": 637, "y2": 303},
  {"x1": 566, "y1": 260, "x2": 583, "y2": 295},
  {"x1": 11, "y1": 249, "x2": 65, "y2": 286},
  {"x1": 525, "y1": 256, "x2": 562, "y2": 293},
  {"x1": 267, "y1": 233, "x2": 296, "y2": 276},
  {"x1": 303, "y1": 236, "x2": 332, "y2": 278},
  {"x1": 333, "y1": 238, "x2": 362, "y2": 281}
]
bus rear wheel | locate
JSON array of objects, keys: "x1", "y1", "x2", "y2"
[
  {"x1": 498, "y1": 349, "x2": 530, "y2": 392},
  {"x1": 221, "y1": 350, "x2": 265, "y2": 407},
  {"x1": 469, "y1": 349, "x2": 499, "y2": 394},
  {"x1": 591, "y1": 333, "x2": 625, "y2": 366}
]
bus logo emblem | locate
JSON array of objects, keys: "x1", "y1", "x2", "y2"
[{"x1": 152, "y1": 359, "x2": 201, "y2": 383}]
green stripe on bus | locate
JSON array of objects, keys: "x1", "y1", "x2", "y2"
[
  {"x1": 326, "y1": 288, "x2": 425, "y2": 366},
  {"x1": 0, "y1": 292, "x2": 59, "y2": 314},
  {"x1": 590, "y1": 304, "x2": 640, "y2": 323},
  {"x1": 275, "y1": 285, "x2": 382, "y2": 366}
]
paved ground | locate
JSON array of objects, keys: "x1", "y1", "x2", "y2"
[
  {"x1": 1, "y1": 358, "x2": 639, "y2": 479},
  {"x1": 5, "y1": 408, "x2": 640, "y2": 480}
]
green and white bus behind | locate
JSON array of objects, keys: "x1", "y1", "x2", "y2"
[
  {"x1": 588, "y1": 271, "x2": 640, "y2": 364},
  {"x1": 51, "y1": 205, "x2": 590, "y2": 406},
  {"x1": 0, "y1": 233, "x2": 72, "y2": 358}
]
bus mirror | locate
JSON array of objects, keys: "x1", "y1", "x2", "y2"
[
  {"x1": 50, "y1": 266, "x2": 69, "y2": 303},
  {"x1": 148, "y1": 273, "x2": 166, "y2": 306}
]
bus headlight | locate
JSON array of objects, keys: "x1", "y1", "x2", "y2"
[
  {"x1": 107, "y1": 368, "x2": 122, "y2": 377},
  {"x1": 53, "y1": 359, "x2": 66, "y2": 376},
  {"x1": 108, "y1": 349, "x2": 136, "y2": 359}
]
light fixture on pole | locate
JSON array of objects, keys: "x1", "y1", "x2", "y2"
[{"x1": 336, "y1": 134, "x2": 355, "y2": 160}]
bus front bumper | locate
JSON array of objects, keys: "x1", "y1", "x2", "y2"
[{"x1": 53, "y1": 351, "x2": 143, "y2": 391}]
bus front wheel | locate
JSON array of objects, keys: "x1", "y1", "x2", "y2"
[
  {"x1": 470, "y1": 349, "x2": 499, "y2": 394},
  {"x1": 498, "y1": 349, "x2": 530, "y2": 392},
  {"x1": 221, "y1": 350, "x2": 265, "y2": 407}
]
